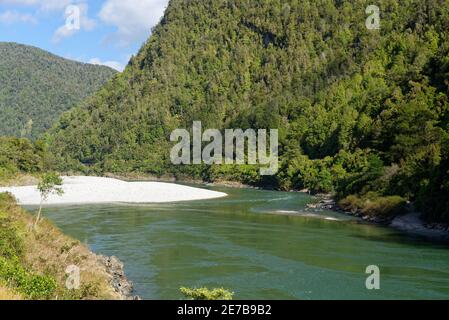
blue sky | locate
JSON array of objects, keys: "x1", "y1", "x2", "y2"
[{"x1": 0, "y1": 0, "x2": 170, "y2": 71}]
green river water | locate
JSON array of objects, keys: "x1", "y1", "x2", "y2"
[{"x1": 34, "y1": 185, "x2": 449, "y2": 300}]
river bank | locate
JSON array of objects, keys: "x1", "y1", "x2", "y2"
[
  {"x1": 170, "y1": 176, "x2": 449, "y2": 242},
  {"x1": 103, "y1": 172, "x2": 259, "y2": 190},
  {"x1": 307, "y1": 194, "x2": 449, "y2": 242},
  {"x1": 0, "y1": 193, "x2": 137, "y2": 300},
  {"x1": 100, "y1": 173, "x2": 449, "y2": 242},
  {"x1": 99, "y1": 255, "x2": 138, "y2": 300},
  {"x1": 0, "y1": 176, "x2": 227, "y2": 206}
]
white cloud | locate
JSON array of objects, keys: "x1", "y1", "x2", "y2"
[
  {"x1": 0, "y1": 0, "x2": 71, "y2": 12},
  {"x1": 99, "y1": 0, "x2": 169, "y2": 46},
  {"x1": 0, "y1": 10, "x2": 37, "y2": 24},
  {"x1": 0, "y1": 0, "x2": 94, "y2": 41},
  {"x1": 52, "y1": 2, "x2": 95, "y2": 43},
  {"x1": 1, "y1": 0, "x2": 169, "y2": 46},
  {"x1": 88, "y1": 57, "x2": 123, "y2": 72}
]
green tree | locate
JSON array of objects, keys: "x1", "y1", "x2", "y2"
[{"x1": 34, "y1": 173, "x2": 64, "y2": 229}]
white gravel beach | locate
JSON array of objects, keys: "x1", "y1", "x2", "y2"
[{"x1": 0, "y1": 176, "x2": 227, "y2": 205}]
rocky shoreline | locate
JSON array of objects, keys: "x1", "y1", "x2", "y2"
[
  {"x1": 99, "y1": 255, "x2": 140, "y2": 300},
  {"x1": 307, "y1": 194, "x2": 449, "y2": 242},
  {"x1": 390, "y1": 213, "x2": 449, "y2": 242}
]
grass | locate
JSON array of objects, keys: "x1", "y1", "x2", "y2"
[
  {"x1": 0, "y1": 285, "x2": 21, "y2": 300},
  {"x1": 0, "y1": 192, "x2": 121, "y2": 300}
]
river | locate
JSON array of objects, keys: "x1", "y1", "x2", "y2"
[{"x1": 36, "y1": 185, "x2": 449, "y2": 300}]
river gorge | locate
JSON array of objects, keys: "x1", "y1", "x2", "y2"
[{"x1": 28, "y1": 185, "x2": 449, "y2": 300}]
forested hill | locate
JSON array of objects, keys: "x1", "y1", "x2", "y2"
[
  {"x1": 0, "y1": 42, "x2": 117, "y2": 139},
  {"x1": 48, "y1": 0, "x2": 449, "y2": 222}
]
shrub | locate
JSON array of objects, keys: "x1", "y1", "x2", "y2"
[
  {"x1": 339, "y1": 195, "x2": 363, "y2": 213},
  {"x1": 61, "y1": 282, "x2": 101, "y2": 300},
  {"x1": 361, "y1": 196, "x2": 408, "y2": 218},
  {"x1": 0, "y1": 221, "x2": 24, "y2": 260},
  {"x1": 180, "y1": 287, "x2": 234, "y2": 300},
  {"x1": 0, "y1": 257, "x2": 56, "y2": 300},
  {"x1": 24, "y1": 274, "x2": 57, "y2": 300},
  {"x1": 339, "y1": 193, "x2": 407, "y2": 218}
]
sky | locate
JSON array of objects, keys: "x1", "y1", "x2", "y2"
[{"x1": 0, "y1": 0, "x2": 170, "y2": 71}]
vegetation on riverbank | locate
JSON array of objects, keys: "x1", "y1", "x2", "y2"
[
  {"x1": 339, "y1": 193, "x2": 408, "y2": 221},
  {"x1": 0, "y1": 137, "x2": 45, "y2": 184},
  {"x1": 180, "y1": 287, "x2": 234, "y2": 300},
  {"x1": 0, "y1": 192, "x2": 123, "y2": 300}
]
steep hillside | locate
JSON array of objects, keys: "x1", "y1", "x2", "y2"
[
  {"x1": 0, "y1": 42, "x2": 117, "y2": 139},
  {"x1": 48, "y1": 0, "x2": 449, "y2": 222}
]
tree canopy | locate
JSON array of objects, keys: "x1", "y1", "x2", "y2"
[{"x1": 0, "y1": 42, "x2": 117, "y2": 139}]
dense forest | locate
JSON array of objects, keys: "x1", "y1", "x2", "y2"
[
  {"x1": 0, "y1": 137, "x2": 45, "y2": 181},
  {"x1": 46, "y1": 0, "x2": 449, "y2": 222},
  {"x1": 0, "y1": 42, "x2": 117, "y2": 139}
]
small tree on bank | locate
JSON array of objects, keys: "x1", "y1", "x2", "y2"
[{"x1": 34, "y1": 173, "x2": 64, "y2": 229}]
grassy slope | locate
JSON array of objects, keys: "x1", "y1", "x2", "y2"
[{"x1": 0, "y1": 192, "x2": 120, "y2": 300}]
